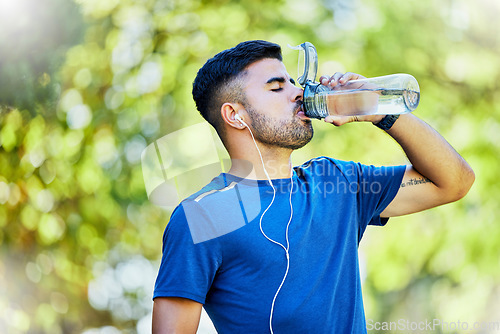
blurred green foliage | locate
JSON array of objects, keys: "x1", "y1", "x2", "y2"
[
  {"x1": 0, "y1": 0, "x2": 499, "y2": 332},
  {"x1": 0, "y1": 0, "x2": 84, "y2": 111}
]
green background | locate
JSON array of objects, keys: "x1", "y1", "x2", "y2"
[{"x1": 0, "y1": 0, "x2": 499, "y2": 332}]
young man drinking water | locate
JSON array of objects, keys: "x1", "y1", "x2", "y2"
[{"x1": 152, "y1": 40, "x2": 474, "y2": 333}]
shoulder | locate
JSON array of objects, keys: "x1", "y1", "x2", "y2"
[
  {"x1": 163, "y1": 175, "x2": 228, "y2": 238},
  {"x1": 182, "y1": 174, "x2": 230, "y2": 202},
  {"x1": 169, "y1": 174, "x2": 262, "y2": 244}
]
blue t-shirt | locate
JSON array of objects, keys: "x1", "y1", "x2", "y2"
[{"x1": 153, "y1": 157, "x2": 406, "y2": 333}]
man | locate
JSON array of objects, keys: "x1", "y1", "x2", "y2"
[{"x1": 152, "y1": 40, "x2": 474, "y2": 333}]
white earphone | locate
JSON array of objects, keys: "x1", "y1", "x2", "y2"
[
  {"x1": 235, "y1": 111, "x2": 294, "y2": 334},
  {"x1": 235, "y1": 114, "x2": 247, "y2": 127}
]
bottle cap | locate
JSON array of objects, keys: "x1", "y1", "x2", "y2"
[{"x1": 288, "y1": 42, "x2": 318, "y2": 87}]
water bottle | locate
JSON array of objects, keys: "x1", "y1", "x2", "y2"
[{"x1": 290, "y1": 42, "x2": 420, "y2": 119}]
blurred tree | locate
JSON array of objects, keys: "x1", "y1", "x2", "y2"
[{"x1": 0, "y1": 0, "x2": 84, "y2": 111}]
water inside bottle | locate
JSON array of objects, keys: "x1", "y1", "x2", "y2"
[{"x1": 309, "y1": 88, "x2": 420, "y2": 117}]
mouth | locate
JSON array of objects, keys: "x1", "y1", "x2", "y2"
[{"x1": 295, "y1": 104, "x2": 310, "y2": 121}]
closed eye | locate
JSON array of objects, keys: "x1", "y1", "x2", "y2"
[{"x1": 266, "y1": 76, "x2": 294, "y2": 92}]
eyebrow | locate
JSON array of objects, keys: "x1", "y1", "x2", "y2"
[{"x1": 266, "y1": 77, "x2": 296, "y2": 85}]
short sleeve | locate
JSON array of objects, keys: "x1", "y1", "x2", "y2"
[
  {"x1": 355, "y1": 163, "x2": 406, "y2": 235},
  {"x1": 153, "y1": 205, "x2": 222, "y2": 304},
  {"x1": 299, "y1": 157, "x2": 405, "y2": 242}
]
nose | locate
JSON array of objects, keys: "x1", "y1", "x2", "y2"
[{"x1": 292, "y1": 85, "x2": 303, "y2": 102}]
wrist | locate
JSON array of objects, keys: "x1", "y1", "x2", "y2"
[{"x1": 374, "y1": 114, "x2": 400, "y2": 131}]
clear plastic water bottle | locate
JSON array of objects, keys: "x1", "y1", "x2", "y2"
[
  {"x1": 302, "y1": 74, "x2": 420, "y2": 118},
  {"x1": 290, "y1": 42, "x2": 420, "y2": 119}
]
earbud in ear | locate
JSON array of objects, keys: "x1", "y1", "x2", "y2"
[{"x1": 235, "y1": 114, "x2": 247, "y2": 128}]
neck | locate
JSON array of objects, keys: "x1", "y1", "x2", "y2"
[{"x1": 228, "y1": 144, "x2": 294, "y2": 180}]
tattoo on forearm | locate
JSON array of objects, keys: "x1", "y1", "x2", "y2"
[{"x1": 400, "y1": 177, "x2": 432, "y2": 188}]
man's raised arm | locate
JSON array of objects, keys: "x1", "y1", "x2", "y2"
[
  {"x1": 378, "y1": 113, "x2": 475, "y2": 217},
  {"x1": 321, "y1": 72, "x2": 475, "y2": 217}
]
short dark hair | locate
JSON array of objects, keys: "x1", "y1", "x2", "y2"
[{"x1": 192, "y1": 40, "x2": 282, "y2": 139}]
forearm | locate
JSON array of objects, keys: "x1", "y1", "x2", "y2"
[{"x1": 385, "y1": 113, "x2": 475, "y2": 200}]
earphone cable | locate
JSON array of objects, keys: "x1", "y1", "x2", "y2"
[{"x1": 244, "y1": 125, "x2": 294, "y2": 334}]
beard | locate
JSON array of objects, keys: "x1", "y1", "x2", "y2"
[{"x1": 246, "y1": 102, "x2": 314, "y2": 150}]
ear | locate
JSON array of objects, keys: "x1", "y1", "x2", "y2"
[{"x1": 221, "y1": 102, "x2": 247, "y2": 129}]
